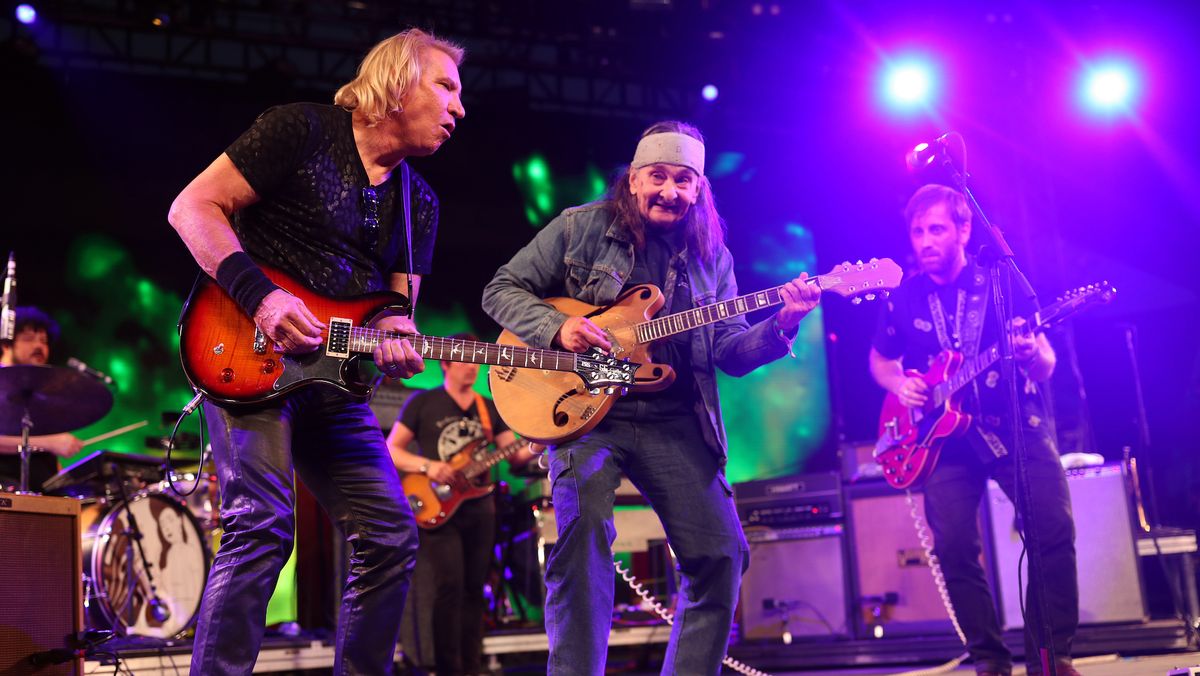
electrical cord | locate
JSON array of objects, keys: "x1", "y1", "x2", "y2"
[{"x1": 612, "y1": 557, "x2": 771, "y2": 676}]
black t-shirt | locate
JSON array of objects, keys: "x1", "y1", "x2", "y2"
[
  {"x1": 398, "y1": 388, "x2": 510, "y2": 463},
  {"x1": 224, "y1": 103, "x2": 438, "y2": 297},
  {"x1": 611, "y1": 228, "x2": 697, "y2": 418},
  {"x1": 872, "y1": 257, "x2": 1053, "y2": 461}
]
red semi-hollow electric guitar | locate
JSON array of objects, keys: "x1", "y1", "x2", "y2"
[{"x1": 874, "y1": 283, "x2": 1115, "y2": 490}]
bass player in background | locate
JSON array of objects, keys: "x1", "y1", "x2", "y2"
[
  {"x1": 387, "y1": 334, "x2": 537, "y2": 676},
  {"x1": 868, "y1": 184, "x2": 1081, "y2": 676}
]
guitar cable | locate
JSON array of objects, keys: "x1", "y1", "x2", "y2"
[
  {"x1": 165, "y1": 391, "x2": 209, "y2": 499},
  {"x1": 612, "y1": 557, "x2": 771, "y2": 676},
  {"x1": 884, "y1": 489, "x2": 971, "y2": 676}
]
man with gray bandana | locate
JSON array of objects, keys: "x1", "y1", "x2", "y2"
[{"x1": 483, "y1": 120, "x2": 822, "y2": 675}]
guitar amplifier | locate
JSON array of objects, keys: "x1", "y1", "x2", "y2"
[
  {"x1": 733, "y1": 472, "x2": 843, "y2": 529},
  {"x1": 988, "y1": 463, "x2": 1146, "y2": 628},
  {"x1": 0, "y1": 493, "x2": 84, "y2": 675}
]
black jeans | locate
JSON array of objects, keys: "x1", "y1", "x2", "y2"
[
  {"x1": 924, "y1": 434, "x2": 1079, "y2": 675},
  {"x1": 410, "y1": 496, "x2": 496, "y2": 675},
  {"x1": 192, "y1": 388, "x2": 419, "y2": 675}
]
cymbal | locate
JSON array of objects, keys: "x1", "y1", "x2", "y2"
[{"x1": 0, "y1": 364, "x2": 114, "y2": 436}]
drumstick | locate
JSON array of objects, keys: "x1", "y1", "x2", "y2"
[{"x1": 81, "y1": 420, "x2": 149, "y2": 447}]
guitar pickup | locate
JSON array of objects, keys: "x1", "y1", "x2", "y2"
[{"x1": 327, "y1": 317, "x2": 352, "y2": 357}]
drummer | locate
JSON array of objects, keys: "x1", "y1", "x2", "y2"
[{"x1": 0, "y1": 306, "x2": 83, "y2": 491}]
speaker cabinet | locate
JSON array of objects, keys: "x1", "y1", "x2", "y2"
[
  {"x1": 740, "y1": 525, "x2": 850, "y2": 640},
  {"x1": 0, "y1": 493, "x2": 83, "y2": 675},
  {"x1": 846, "y1": 483, "x2": 959, "y2": 637},
  {"x1": 988, "y1": 464, "x2": 1146, "y2": 629}
]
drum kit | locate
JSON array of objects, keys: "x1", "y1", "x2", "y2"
[{"x1": 1, "y1": 363, "x2": 216, "y2": 641}]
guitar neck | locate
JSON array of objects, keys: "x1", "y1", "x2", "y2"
[
  {"x1": 344, "y1": 327, "x2": 580, "y2": 374},
  {"x1": 938, "y1": 311, "x2": 1044, "y2": 400},
  {"x1": 634, "y1": 276, "x2": 822, "y2": 343},
  {"x1": 462, "y1": 438, "x2": 528, "y2": 480}
]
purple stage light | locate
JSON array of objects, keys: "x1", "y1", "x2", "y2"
[
  {"x1": 15, "y1": 4, "x2": 37, "y2": 24},
  {"x1": 701, "y1": 84, "x2": 719, "y2": 101},
  {"x1": 1082, "y1": 61, "x2": 1138, "y2": 113},
  {"x1": 882, "y1": 58, "x2": 937, "y2": 111}
]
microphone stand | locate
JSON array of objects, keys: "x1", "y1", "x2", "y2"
[{"x1": 942, "y1": 157, "x2": 1058, "y2": 676}]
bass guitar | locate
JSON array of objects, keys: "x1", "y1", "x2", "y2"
[
  {"x1": 178, "y1": 266, "x2": 640, "y2": 406},
  {"x1": 490, "y1": 258, "x2": 902, "y2": 444},
  {"x1": 403, "y1": 436, "x2": 528, "y2": 529},
  {"x1": 874, "y1": 283, "x2": 1116, "y2": 490}
]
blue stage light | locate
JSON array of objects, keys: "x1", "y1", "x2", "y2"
[
  {"x1": 702, "y1": 84, "x2": 719, "y2": 101},
  {"x1": 882, "y1": 58, "x2": 937, "y2": 111},
  {"x1": 16, "y1": 4, "x2": 37, "y2": 24},
  {"x1": 1082, "y1": 62, "x2": 1138, "y2": 113}
]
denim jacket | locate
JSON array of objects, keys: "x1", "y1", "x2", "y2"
[{"x1": 481, "y1": 201, "x2": 797, "y2": 459}]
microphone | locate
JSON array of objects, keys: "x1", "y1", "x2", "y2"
[
  {"x1": 67, "y1": 357, "x2": 116, "y2": 387},
  {"x1": 1, "y1": 252, "x2": 15, "y2": 341},
  {"x1": 148, "y1": 596, "x2": 173, "y2": 623},
  {"x1": 905, "y1": 131, "x2": 967, "y2": 176}
]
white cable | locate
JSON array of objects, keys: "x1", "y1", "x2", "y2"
[{"x1": 612, "y1": 557, "x2": 772, "y2": 676}]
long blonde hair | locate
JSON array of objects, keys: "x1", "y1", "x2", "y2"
[
  {"x1": 333, "y1": 28, "x2": 464, "y2": 127},
  {"x1": 609, "y1": 121, "x2": 726, "y2": 264}
]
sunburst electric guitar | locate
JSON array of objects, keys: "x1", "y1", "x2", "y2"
[
  {"x1": 402, "y1": 436, "x2": 529, "y2": 529},
  {"x1": 874, "y1": 282, "x2": 1116, "y2": 490},
  {"x1": 490, "y1": 258, "x2": 903, "y2": 444},
  {"x1": 178, "y1": 266, "x2": 640, "y2": 406}
]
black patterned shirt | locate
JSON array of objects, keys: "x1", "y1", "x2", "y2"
[{"x1": 224, "y1": 103, "x2": 437, "y2": 297}]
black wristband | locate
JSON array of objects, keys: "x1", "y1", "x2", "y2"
[{"x1": 215, "y1": 252, "x2": 280, "y2": 318}]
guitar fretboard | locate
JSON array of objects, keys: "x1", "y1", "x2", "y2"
[
  {"x1": 348, "y1": 329, "x2": 579, "y2": 373},
  {"x1": 931, "y1": 343, "x2": 1003, "y2": 408},
  {"x1": 462, "y1": 439, "x2": 528, "y2": 480},
  {"x1": 634, "y1": 279, "x2": 819, "y2": 343}
]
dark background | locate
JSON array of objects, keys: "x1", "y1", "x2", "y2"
[{"x1": 2, "y1": 1, "x2": 1198, "y2": 526}]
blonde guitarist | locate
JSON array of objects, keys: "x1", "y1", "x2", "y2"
[
  {"x1": 386, "y1": 337, "x2": 536, "y2": 676},
  {"x1": 481, "y1": 121, "x2": 821, "y2": 676}
]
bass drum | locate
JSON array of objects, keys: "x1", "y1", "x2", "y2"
[{"x1": 80, "y1": 492, "x2": 210, "y2": 638}]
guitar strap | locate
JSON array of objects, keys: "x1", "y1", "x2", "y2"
[
  {"x1": 928, "y1": 269, "x2": 1007, "y2": 458},
  {"x1": 472, "y1": 392, "x2": 494, "y2": 443},
  {"x1": 400, "y1": 162, "x2": 415, "y2": 317}
]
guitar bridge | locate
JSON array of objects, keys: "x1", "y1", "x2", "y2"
[
  {"x1": 253, "y1": 329, "x2": 268, "y2": 355},
  {"x1": 327, "y1": 317, "x2": 352, "y2": 358}
]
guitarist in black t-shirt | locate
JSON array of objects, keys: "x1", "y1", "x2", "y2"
[
  {"x1": 868, "y1": 184, "x2": 1081, "y2": 676},
  {"x1": 387, "y1": 334, "x2": 536, "y2": 676}
]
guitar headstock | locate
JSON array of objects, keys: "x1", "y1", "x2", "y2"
[
  {"x1": 575, "y1": 348, "x2": 640, "y2": 394},
  {"x1": 1037, "y1": 282, "x2": 1116, "y2": 330},
  {"x1": 819, "y1": 258, "x2": 903, "y2": 304}
]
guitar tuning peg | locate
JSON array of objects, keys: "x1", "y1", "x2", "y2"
[
  {"x1": 604, "y1": 386, "x2": 618, "y2": 395},
  {"x1": 589, "y1": 388, "x2": 600, "y2": 395},
  {"x1": 865, "y1": 293, "x2": 876, "y2": 301},
  {"x1": 855, "y1": 259, "x2": 864, "y2": 266},
  {"x1": 851, "y1": 296, "x2": 863, "y2": 305}
]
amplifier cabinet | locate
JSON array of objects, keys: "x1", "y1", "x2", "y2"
[
  {"x1": 845, "y1": 482, "x2": 959, "y2": 637},
  {"x1": 740, "y1": 525, "x2": 851, "y2": 640},
  {"x1": 988, "y1": 464, "x2": 1146, "y2": 629},
  {"x1": 0, "y1": 493, "x2": 84, "y2": 676}
]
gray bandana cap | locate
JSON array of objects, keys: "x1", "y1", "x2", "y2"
[{"x1": 631, "y1": 132, "x2": 706, "y2": 177}]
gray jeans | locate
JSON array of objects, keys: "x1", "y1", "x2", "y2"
[{"x1": 544, "y1": 406, "x2": 749, "y2": 675}]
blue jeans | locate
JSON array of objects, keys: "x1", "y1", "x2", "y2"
[
  {"x1": 192, "y1": 388, "x2": 418, "y2": 675},
  {"x1": 544, "y1": 407, "x2": 749, "y2": 676},
  {"x1": 924, "y1": 435, "x2": 1078, "y2": 675}
]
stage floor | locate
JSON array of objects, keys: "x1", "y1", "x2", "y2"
[{"x1": 82, "y1": 620, "x2": 1195, "y2": 674}]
